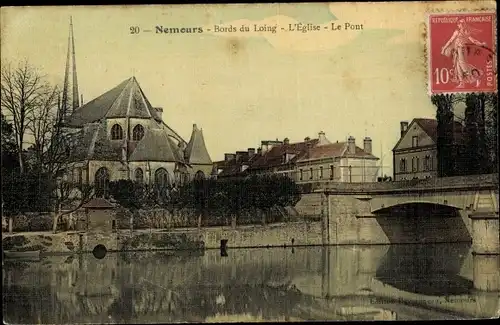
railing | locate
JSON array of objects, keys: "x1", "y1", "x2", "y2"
[{"x1": 315, "y1": 173, "x2": 499, "y2": 194}]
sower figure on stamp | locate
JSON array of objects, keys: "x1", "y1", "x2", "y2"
[{"x1": 441, "y1": 19, "x2": 488, "y2": 88}]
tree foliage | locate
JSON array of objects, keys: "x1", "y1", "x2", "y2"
[
  {"x1": 432, "y1": 92, "x2": 497, "y2": 177},
  {"x1": 178, "y1": 174, "x2": 301, "y2": 224},
  {"x1": 107, "y1": 174, "x2": 301, "y2": 226}
]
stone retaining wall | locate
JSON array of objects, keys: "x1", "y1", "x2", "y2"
[{"x1": 2, "y1": 221, "x2": 324, "y2": 255}]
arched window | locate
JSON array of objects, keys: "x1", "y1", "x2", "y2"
[
  {"x1": 111, "y1": 124, "x2": 123, "y2": 140},
  {"x1": 95, "y1": 167, "x2": 110, "y2": 198},
  {"x1": 132, "y1": 124, "x2": 145, "y2": 141},
  {"x1": 154, "y1": 168, "x2": 170, "y2": 188},
  {"x1": 194, "y1": 170, "x2": 205, "y2": 180},
  {"x1": 134, "y1": 168, "x2": 144, "y2": 183}
]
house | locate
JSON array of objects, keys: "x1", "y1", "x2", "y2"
[
  {"x1": 392, "y1": 118, "x2": 464, "y2": 181},
  {"x1": 217, "y1": 131, "x2": 380, "y2": 183},
  {"x1": 212, "y1": 148, "x2": 258, "y2": 179},
  {"x1": 80, "y1": 197, "x2": 116, "y2": 232},
  {"x1": 293, "y1": 134, "x2": 379, "y2": 183}
]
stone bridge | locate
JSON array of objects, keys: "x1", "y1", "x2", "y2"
[{"x1": 306, "y1": 174, "x2": 499, "y2": 253}]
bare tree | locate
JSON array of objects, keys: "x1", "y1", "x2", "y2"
[
  {"x1": 2, "y1": 60, "x2": 94, "y2": 233},
  {"x1": 1, "y1": 61, "x2": 48, "y2": 173},
  {"x1": 26, "y1": 85, "x2": 60, "y2": 172}
]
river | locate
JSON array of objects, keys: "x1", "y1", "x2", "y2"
[{"x1": 2, "y1": 243, "x2": 499, "y2": 323}]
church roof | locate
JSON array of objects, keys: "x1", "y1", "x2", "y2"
[
  {"x1": 65, "y1": 77, "x2": 161, "y2": 127},
  {"x1": 185, "y1": 124, "x2": 212, "y2": 165},
  {"x1": 129, "y1": 128, "x2": 184, "y2": 162},
  {"x1": 71, "y1": 122, "x2": 123, "y2": 161}
]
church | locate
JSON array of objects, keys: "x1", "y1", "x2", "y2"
[{"x1": 60, "y1": 18, "x2": 213, "y2": 197}]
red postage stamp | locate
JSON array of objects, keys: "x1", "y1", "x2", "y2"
[{"x1": 428, "y1": 12, "x2": 497, "y2": 94}]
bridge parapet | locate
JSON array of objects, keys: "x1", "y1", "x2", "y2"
[{"x1": 315, "y1": 174, "x2": 498, "y2": 194}]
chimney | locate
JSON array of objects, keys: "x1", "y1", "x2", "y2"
[
  {"x1": 283, "y1": 138, "x2": 290, "y2": 145},
  {"x1": 347, "y1": 136, "x2": 356, "y2": 155},
  {"x1": 400, "y1": 121, "x2": 409, "y2": 138},
  {"x1": 261, "y1": 141, "x2": 269, "y2": 154},
  {"x1": 80, "y1": 94, "x2": 83, "y2": 106},
  {"x1": 363, "y1": 137, "x2": 372, "y2": 154},
  {"x1": 257, "y1": 147, "x2": 262, "y2": 155},
  {"x1": 318, "y1": 131, "x2": 331, "y2": 145},
  {"x1": 224, "y1": 153, "x2": 235, "y2": 162},
  {"x1": 248, "y1": 148, "x2": 256, "y2": 156}
]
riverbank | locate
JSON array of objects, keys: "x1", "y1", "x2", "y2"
[{"x1": 2, "y1": 221, "x2": 324, "y2": 255}]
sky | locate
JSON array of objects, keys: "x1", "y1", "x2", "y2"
[{"x1": 1, "y1": 1, "x2": 496, "y2": 176}]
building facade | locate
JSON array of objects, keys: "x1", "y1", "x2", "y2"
[
  {"x1": 59, "y1": 20, "x2": 212, "y2": 197},
  {"x1": 392, "y1": 118, "x2": 463, "y2": 181},
  {"x1": 214, "y1": 132, "x2": 380, "y2": 183}
]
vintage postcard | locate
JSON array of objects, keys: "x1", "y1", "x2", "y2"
[{"x1": 1, "y1": 1, "x2": 498, "y2": 323}]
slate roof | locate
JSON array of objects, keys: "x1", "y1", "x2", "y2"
[
  {"x1": 71, "y1": 122, "x2": 123, "y2": 161},
  {"x1": 82, "y1": 197, "x2": 115, "y2": 209},
  {"x1": 129, "y1": 128, "x2": 184, "y2": 162},
  {"x1": 297, "y1": 141, "x2": 378, "y2": 161},
  {"x1": 185, "y1": 124, "x2": 212, "y2": 165},
  {"x1": 249, "y1": 139, "x2": 320, "y2": 169},
  {"x1": 65, "y1": 77, "x2": 161, "y2": 127},
  {"x1": 297, "y1": 142, "x2": 346, "y2": 161},
  {"x1": 414, "y1": 118, "x2": 464, "y2": 143},
  {"x1": 213, "y1": 152, "x2": 258, "y2": 177}
]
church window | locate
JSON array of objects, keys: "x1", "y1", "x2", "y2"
[
  {"x1": 319, "y1": 166, "x2": 323, "y2": 179},
  {"x1": 135, "y1": 168, "x2": 144, "y2": 183},
  {"x1": 309, "y1": 168, "x2": 313, "y2": 180},
  {"x1": 95, "y1": 167, "x2": 110, "y2": 198},
  {"x1": 330, "y1": 165, "x2": 334, "y2": 180},
  {"x1": 132, "y1": 124, "x2": 145, "y2": 141},
  {"x1": 111, "y1": 124, "x2": 123, "y2": 140},
  {"x1": 154, "y1": 168, "x2": 170, "y2": 188},
  {"x1": 194, "y1": 170, "x2": 205, "y2": 180}
]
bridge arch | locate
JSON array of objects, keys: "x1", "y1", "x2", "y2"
[
  {"x1": 371, "y1": 202, "x2": 462, "y2": 218},
  {"x1": 370, "y1": 198, "x2": 465, "y2": 214}
]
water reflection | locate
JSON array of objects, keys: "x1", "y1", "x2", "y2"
[{"x1": 3, "y1": 243, "x2": 499, "y2": 323}]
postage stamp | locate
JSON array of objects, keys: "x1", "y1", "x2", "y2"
[{"x1": 428, "y1": 11, "x2": 497, "y2": 94}]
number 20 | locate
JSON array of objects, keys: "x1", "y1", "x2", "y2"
[{"x1": 130, "y1": 26, "x2": 140, "y2": 34}]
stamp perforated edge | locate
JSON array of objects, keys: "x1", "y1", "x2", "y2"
[{"x1": 425, "y1": 8, "x2": 497, "y2": 96}]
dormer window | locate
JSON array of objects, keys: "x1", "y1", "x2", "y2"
[
  {"x1": 133, "y1": 124, "x2": 145, "y2": 141},
  {"x1": 111, "y1": 124, "x2": 123, "y2": 140}
]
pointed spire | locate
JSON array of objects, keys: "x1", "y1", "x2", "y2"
[
  {"x1": 61, "y1": 16, "x2": 80, "y2": 121},
  {"x1": 70, "y1": 16, "x2": 80, "y2": 110},
  {"x1": 185, "y1": 123, "x2": 212, "y2": 165}
]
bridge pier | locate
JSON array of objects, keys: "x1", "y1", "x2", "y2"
[
  {"x1": 468, "y1": 209, "x2": 499, "y2": 292},
  {"x1": 468, "y1": 212, "x2": 499, "y2": 255}
]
